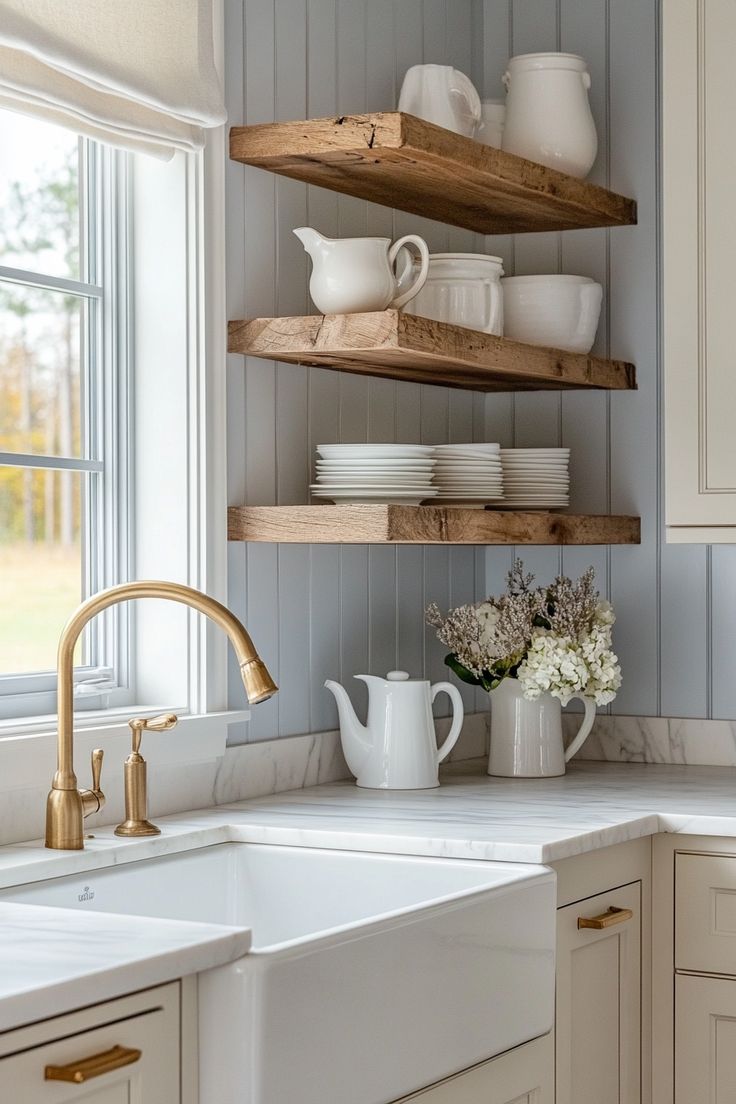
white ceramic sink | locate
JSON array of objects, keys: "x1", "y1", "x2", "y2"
[{"x1": 3, "y1": 843, "x2": 556, "y2": 1104}]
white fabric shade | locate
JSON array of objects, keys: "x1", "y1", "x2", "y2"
[{"x1": 0, "y1": 0, "x2": 226, "y2": 159}]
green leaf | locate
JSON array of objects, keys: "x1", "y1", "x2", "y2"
[{"x1": 444, "y1": 653, "x2": 482, "y2": 688}]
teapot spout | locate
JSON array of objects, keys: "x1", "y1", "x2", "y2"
[
  {"x1": 325, "y1": 679, "x2": 371, "y2": 777},
  {"x1": 293, "y1": 226, "x2": 329, "y2": 258}
]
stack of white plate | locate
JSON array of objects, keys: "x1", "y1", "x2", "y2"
[
  {"x1": 499, "y1": 448, "x2": 570, "y2": 509},
  {"x1": 431, "y1": 443, "x2": 504, "y2": 506},
  {"x1": 311, "y1": 444, "x2": 437, "y2": 504}
]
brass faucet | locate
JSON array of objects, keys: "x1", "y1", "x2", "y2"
[{"x1": 45, "y1": 580, "x2": 278, "y2": 850}]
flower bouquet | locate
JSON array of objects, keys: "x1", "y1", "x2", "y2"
[{"x1": 426, "y1": 561, "x2": 621, "y2": 776}]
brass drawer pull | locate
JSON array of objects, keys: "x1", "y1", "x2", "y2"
[
  {"x1": 578, "y1": 905, "x2": 634, "y2": 930},
  {"x1": 45, "y1": 1044, "x2": 142, "y2": 1083}
]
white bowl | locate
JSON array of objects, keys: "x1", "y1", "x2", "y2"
[{"x1": 501, "y1": 275, "x2": 602, "y2": 354}]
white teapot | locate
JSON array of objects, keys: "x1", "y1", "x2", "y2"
[
  {"x1": 325, "y1": 670, "x2": 463, "y2": 790},
  {"x1": 294, "y1": 227, "x2": 429, "y2": 315}
]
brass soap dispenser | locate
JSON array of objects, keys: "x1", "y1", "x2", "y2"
[{"x1": 115, "y1": 713, "x2": 178, "y2": 837}]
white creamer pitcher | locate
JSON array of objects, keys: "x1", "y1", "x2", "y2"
[
  {"x1": 294, "y1": 227, "x2": 429, "y2": 315},
  {"x1": 488, "y1": 677, "x2": 595, "y2": 778},
  {"x1": 325, "y1": 670, "x2": 463, "y2": 789},
  {"x1": 398, "y1": 64, "x2": 481, "y2": 137},
  {"x1": 502, "y1": 52, "x2": 598, "y2": 178}
]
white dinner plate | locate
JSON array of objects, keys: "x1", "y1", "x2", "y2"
[
  {"x1": 316, "y1": 462, "x2": 436, "y2": 472},
  {"x1": 315, "y1": 472, "x2": 435, "y2": 482},
  {"x1": 502, "y1": 463, "x2": 569, "y2": 470},
  {"x1": 311, "y1": 481, "x2": 438, "y2": 490},
  {"x1": 434, "y1": 461, "x2": 503, "y2": 470},
  {"x1": 318, "y1": 444, "x2": 434, "y2": 458},
  {"x1": 312, "y1": 492, "x2": 437, "y2": 504}
]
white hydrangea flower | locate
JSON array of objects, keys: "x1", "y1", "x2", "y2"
[{"x1": 518, "y1": 624, "x2": 621, "y2": 707}]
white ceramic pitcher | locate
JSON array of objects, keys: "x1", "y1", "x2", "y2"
[
  {"x1": 398, "y1": 64, "x2": 481, "y2": 137},
  {"x1": 501, "y1": 52, "x2": 598, "y2": 178},
  {"x1": 325, "y1": 670, "x2": 463, "y2": 789},
  {"x1": 294, "y1": 227, "x2": 429, "y2": 315},
  {"x1": 488, "y1": 677, "x2": 595, "y2": 778}
]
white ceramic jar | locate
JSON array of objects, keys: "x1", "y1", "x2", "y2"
[
  {"x1": 477, "y1": 99, "x2": 506, "y2": 148},
  {"x1": 501, "y1": 52, "x2": 598, "y2": 178},
  {"x1": 405, "y1": 253, "x2": 504, "y2": 335}
]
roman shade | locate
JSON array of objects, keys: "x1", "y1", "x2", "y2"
[{"x1": 0, "y1": 0, "x2": 226, "y2": 158}]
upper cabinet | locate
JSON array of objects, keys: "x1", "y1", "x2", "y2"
[{"x1": 663, "y1": 0, "x2": 736, "y2": 542}]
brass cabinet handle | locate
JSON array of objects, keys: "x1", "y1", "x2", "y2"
[
  {"x1": 578, "y1": 905, "x2": 634, "y2": 931},
  {"x1": 45, "y1": 1044, "x2": 142, "y2": 1083}
]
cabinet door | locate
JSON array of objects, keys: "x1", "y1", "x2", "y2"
[
  {"x1": 395, "y1": 1034, "x2": 553, "y2": 1103},
  {"x1": 663, "y1": 0, "x2": 736, "y2": 539},
  {"x1": 675, "y1": 974, "x2": 736, "y2": 1103},
  {"x1": 556, "y1": 882, "x2": 641, "y2": 1104},
  {"x1": 0, "y1": 989, "x2": 179, "y2": 1103}
]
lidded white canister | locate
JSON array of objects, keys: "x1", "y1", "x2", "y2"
[
  {"x1": 405, "y1": 253, "x2": 504, "y2": 336},
  {"x1": 501, "y1": 52, "x2": 598, "y2": 178}
]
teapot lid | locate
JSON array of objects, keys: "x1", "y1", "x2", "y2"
[{"x1": 386, "y1": 670, "x2": 411, "y2": 681}]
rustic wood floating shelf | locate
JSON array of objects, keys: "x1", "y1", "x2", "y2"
[
  {"x1": 229, "y1": 112, "x2": 637, "y2": 235},
  {"x1": 228, "y1": 505, "x2": 641, "y2": 546},
  {"x1": 228, "y1": 310, "x2": 636, "y2": 393}
]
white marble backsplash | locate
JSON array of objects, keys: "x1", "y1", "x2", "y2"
[
  {"x1": 564, "y1": 714, "x2": 736, "y2": 766},
  {"x1": 0, "y1": 713, "x2": 488, "y2": 848},
  {"x1": 3, "y1": 709, "x2": 735, "y2": 848}
]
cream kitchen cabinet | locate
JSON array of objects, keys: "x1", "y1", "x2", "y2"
[
  {"x1": 556, "y1": 883, "x2": 642, "y2": 1104},
  {"x1": 675, "y1": 974, "x2": 736, "y2": 1103},
  {"x1": 652, "y1": 836, "x2": 736, "y2": 1104},
  {"x1": 662, "y1": 0, "x2": 736, "y2": 540},
  {"x1": 553, "y1": 839, "x2": 651, "y2": 1104},
  {"x1": 395, "y1": 1034, "x2": 553, "y2": 1103},
  {"x1": 0, "y1": 983, "x2": 181, "y2": 1103},
  {"x1": 671, "y1": 848, "x2": 736, "y2": 1101}
]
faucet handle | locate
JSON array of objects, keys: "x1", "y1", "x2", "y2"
[
  {"x1": 91, "y1": 747, "x2": 104, "y2": 793},
  {"x1": 127, "y1": 713, "x2": 178, "y2": 755},
  {"x1": 81, "y1": 748, "x2": 105, "y2": 820}
]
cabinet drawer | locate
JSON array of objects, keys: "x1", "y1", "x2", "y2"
[
  {"x1": 676, "y1": 853, "x2": 736, "y2": 974},
  {"x1": 394, "y1": 1034, "x2": 553, "y2": 1103},
  {"x1": 0, "y1": 983, "x2": 180, "y2": 1103},
  {"x1": 675, "y1": 973, "x2": 736, "y2": 1103}
]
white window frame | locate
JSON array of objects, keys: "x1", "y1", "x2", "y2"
[
  {"x1": 0, "y1": 0, "x2": 243, "y2": 778},
  {"x1": 0, "y1": 138, "x2": 134, "y2": 721}
]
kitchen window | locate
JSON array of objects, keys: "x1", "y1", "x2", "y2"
[
  {"x1": 0, "y1": 102, "x2": 232, "y2": 753},
  {"x1": 0, "y1": 108, "x2": 131, "y2": 721}
]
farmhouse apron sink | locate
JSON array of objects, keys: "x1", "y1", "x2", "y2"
[{"x1": 2, "y1": 842, "x2": 556, "y2": 1104}]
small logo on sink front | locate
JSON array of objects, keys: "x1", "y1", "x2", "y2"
[{"x1": 78, "y1": 885, "x2": 95, "y2": 902}]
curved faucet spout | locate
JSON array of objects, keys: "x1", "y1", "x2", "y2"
[{"x1": 47, "y1": 580, "x2": 278, "y2": 850}]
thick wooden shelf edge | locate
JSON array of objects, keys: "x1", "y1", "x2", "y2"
[
  {"x1": 228, "y1": 311, "x2": 636, "y2": 393},
  {"x1": 228, "y1": 505, "x2": 642, "y2": 546},
  {"x1": 229, "y1": 112, "x2": 637, "y2": 235}
]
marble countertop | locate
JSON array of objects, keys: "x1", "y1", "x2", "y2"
[
  {"x1": 0, "y1": 903, "x2": 250, "y2": 1034},
  {"x1": 4, "y1": 758, "x2": 736, "y2": 1032},
  {"x1": 216, "y1": 759, "x2": 736, "y2": 863}
]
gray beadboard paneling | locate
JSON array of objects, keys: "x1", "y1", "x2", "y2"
[
  {"x1": 227, "y1": 0, "x2": 489, "y2": 740},
  {"x1": 226, "y1": 0, "x2": 733, "y2": 743}
]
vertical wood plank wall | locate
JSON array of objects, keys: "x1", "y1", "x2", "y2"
[{"x1": 225, "y1": 0, "x2": 725, "y2": 743}]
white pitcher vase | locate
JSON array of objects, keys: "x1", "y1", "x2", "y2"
[{"x1": 488, "y1": 677, "x2": 595, "y2": 778}]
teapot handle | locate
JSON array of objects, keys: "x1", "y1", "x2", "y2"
[
  {"x1": 388, "y1": 234, "x2": 430, "y2": 309},
  {"x1": 564, "y1": 696, "x2": 597, "y2": 762},
  {"x1": 431, "y1": 682, "x2": 464, "y2": 764}
]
